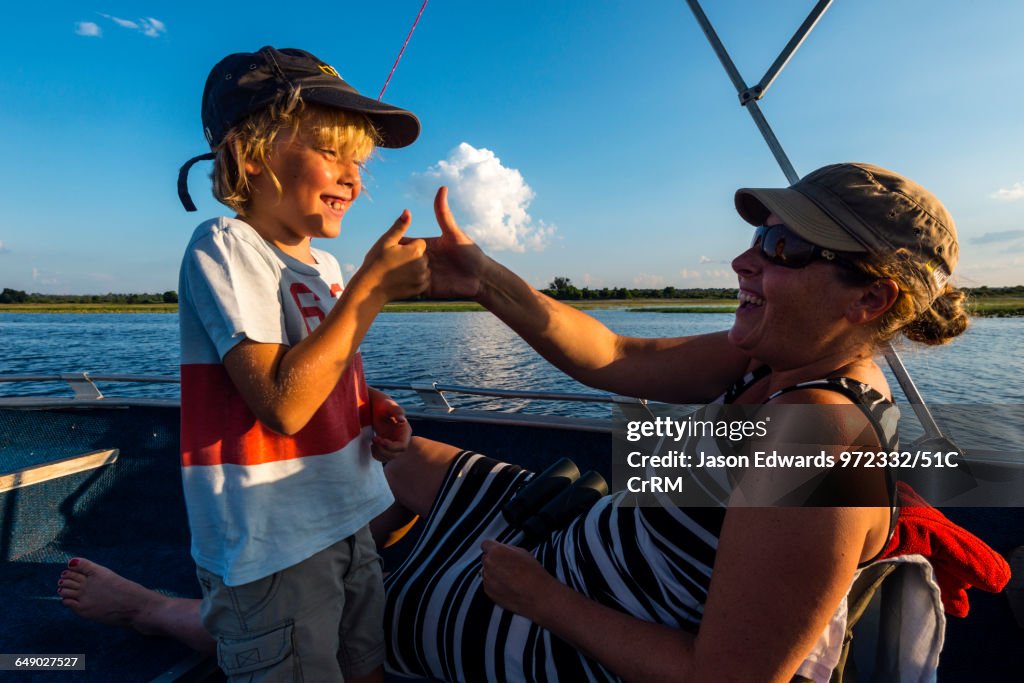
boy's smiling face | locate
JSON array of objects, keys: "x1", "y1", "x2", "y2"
[{"x1": 244, "y1": 125, "x2": 362, "y2": 262}]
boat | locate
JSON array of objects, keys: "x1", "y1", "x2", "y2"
[
  {"x1": 3, "y1": 2, "x2": 1022, "y2": 680},
  {"x1": 1, "y1": 371, "x2": 1021, "y2": 681},
  {"x1": 0, "y1": 373, "x2": 621, "y2": 681}
]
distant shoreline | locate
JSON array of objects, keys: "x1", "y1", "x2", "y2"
[{"x1": 1, "y1": 297, "x2": 1021, "y2": 316}]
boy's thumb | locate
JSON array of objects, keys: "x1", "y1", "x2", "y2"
[{"x1": 380, "y1": 210, "x2": 412, "y2": 245}]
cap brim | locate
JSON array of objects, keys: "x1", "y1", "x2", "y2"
[
  {"x1": 302, "y1": 87, "x2": 421, "y2": 148},
  {"x1": 735, "y1": 187, "x2": 867, "y2": 253}
]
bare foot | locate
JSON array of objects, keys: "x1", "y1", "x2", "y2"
[
  {"x1": 58, "y1": 558, "x2": 214, "y2": 654},
  {"x1": 59, "y1": 558, "x2": 161, "y2": 629}
]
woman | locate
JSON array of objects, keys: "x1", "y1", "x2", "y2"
[
  {"x1": 60, "y1": 162, "x2": 967, "y2": 682},
  {"x1": 379, "y1": 161, "x2": 965, "y2": 682}
]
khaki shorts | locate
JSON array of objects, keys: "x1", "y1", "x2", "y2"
[{"x1": 196, "y1": 526, "x2": 385, "y2": 682}]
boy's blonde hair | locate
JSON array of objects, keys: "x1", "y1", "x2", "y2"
[{"x1": 211, "y1": 90, "x2": 380, "y2": 214}]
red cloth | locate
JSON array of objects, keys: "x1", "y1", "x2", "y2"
[{"x1": 881, "y1": 481, "x2": 1010, "y2": 617}]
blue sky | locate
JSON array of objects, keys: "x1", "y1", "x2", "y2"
[{"x1": 2, "y1": 0, "x2": 1023, "y2": 294}]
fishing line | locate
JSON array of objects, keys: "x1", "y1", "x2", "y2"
[{"x1": 378, "y1": 0, "x2": 429, "y2": 100}]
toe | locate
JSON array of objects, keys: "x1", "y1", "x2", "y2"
[
  {"x1": 61, "y1": 576, "x2": 83, "y2": 590},
  {"x1": 68, "y1": 557, "x2": 97, "y2": 577},
  {"x1": 58, "y1": 584, "x2": 80, "y2": 598}
]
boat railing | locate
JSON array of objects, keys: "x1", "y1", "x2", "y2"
[
  {"x1": 0, "y1": 373, "x2": 653, "y2": 432},
  {"x1": 2, "y1": 372, "x2": 1017, "y2": 471},
  {"x1": 372, "y1": 380, "x2": 655, "y2": 432},
  {"x1": 0, "y1": 373, "x2": 181, "y2": 409}
]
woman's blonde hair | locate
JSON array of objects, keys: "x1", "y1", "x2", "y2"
[
  {"x1": 211, "y1": 89, "x2": 380, "y2": 214},
  {"x1": 841, "y1": 251, "x2": 969, "y2": 346}
]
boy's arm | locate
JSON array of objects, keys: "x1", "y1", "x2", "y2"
[{"x1": 223, "y1": 212, "x2": 427, "y2": 435}]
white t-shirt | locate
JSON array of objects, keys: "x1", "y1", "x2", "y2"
[{"x1": 178, "y1": 216, "x2": 392, "y2": 586}]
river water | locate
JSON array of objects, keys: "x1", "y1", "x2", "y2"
[{"x1": 1, "y1": 311, "x2": 1021, "y2": 448}]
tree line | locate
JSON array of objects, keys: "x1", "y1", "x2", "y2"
[
  {"x1": 3, "y1": 282, "x2": 1023, "y2": 305},
  {"x1": 0, "y1": 289, "x2": 178, "y2": 304},
  {"x1": 540, "y1": 277, "x2": 737, "y2": 300},
  {"x1": 539, "y1": 279, "x2": 1024, "y2": 301}
]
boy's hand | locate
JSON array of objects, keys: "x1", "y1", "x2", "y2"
[
  {"x1": 424, "y1": 187, "x2": 489, "y2": 299},
  {"x1": 358, "y1": 210, "x2": 430, "y2": 303},
  {"x1": 369, "y1": 389, "x2": 412, "y2": 462}
]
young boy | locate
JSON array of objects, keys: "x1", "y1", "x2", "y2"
[{"x1": 173, "y1": 46, "x2": 423, "y2": 682}]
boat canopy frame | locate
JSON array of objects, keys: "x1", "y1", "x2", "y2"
[{"x1": 684, "y1": 0, "x2": 957, "y2": 451}]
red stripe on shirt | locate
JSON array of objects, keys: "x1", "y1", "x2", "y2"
[{"x1": 180, "y1": 356, "x2": 371, "y2": 467}]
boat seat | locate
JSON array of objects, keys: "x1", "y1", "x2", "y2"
[
  {"x1": 792, "y1": 555, "x2": 945, "y2": 683},
  {"x1": 1004, "y1": 545, "x2": 1024, "y2": 628}
]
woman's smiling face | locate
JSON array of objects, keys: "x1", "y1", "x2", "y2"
[{"x1": 728, "y1": 213, "x2": 868, "y2": 368}]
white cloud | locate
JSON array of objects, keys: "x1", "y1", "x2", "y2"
[
  {"x1": 139, "y1": 18, "x2": 166, "y2": 37},
  {"x1": 32, "y1": 268, "x2": 59, "y2": 286},
  {"x1": 342, "y1": 263, "x2": 356, "y2": 275},
  {"x1": 417, "y1": 143, "x2": 554, "y2": 252},
  {"x1": 970, "y1": 229, "x2": 1024, "y2": 246},
  {"x1": 991, "y1": 182, "x2": 1024, "y2": 201},
  {"x1": 698, "y1": 255, "x2": 713, "y2": 264},
  {"x1": 101, "y1": 14, "x2": 138, "y2": 29},
  {"x1": 632, "y1": 273, "x2": 667, "y2": 288},
  {"x1": 678, "y1": 268, "x2": 734, "y2": 284},
  {"x1": 0, "y1": 241, "x2": 10, "y2": 253},
  {"x1": 75, "y1": 21, "x2": 102, "y2": 37},
  {"x1": 98, "y1": 14, "x2": 167, "y2": 38}
]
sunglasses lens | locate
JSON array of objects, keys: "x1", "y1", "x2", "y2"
[
  {"x1": 750, "y1": 228, "x2": 766, "y2": 249},
  {"x1": 755, "y1": 224, "x2": 818, "y2": 268}
]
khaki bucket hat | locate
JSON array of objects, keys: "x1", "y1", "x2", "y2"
[{"x1": 735, "y1": 163, "x2": 958, "y2": 297}]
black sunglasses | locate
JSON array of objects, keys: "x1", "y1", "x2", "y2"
[{"x1": 750, "y1": 223, "x2": 848, "y2": 269}]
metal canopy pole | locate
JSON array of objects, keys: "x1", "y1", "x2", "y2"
[
  {"x1": 684, "y1": 0, "x2": 951, "y2": 445},
  {"x1": 754, "y1": 0, "x2": 833, "y2": 101},
  {"x1": 685, "y1": 0, "x2": 799, "y2": 183}
]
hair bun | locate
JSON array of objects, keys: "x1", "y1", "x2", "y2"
[{"x1": 902, "y1": 286, "x2": 969, "y2": 345}]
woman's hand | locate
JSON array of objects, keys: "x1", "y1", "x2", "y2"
[
  {"x1": 480, "y1": 540, "x2": 560, "y2": 619},
  {"x1": 368, "y1": 388, "x2": 412, "y2": 462},
  {"x1": 424, "y1": 187, "x2": 489, "y2": 300}
]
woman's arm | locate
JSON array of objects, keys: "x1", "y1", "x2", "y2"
[
  {"x1": 426, "y1": 188, "x2": 751, "y2": 403},
  {"x1": 693, "y1": 505, "x2": 883, "y2": 682},
  {"x1": 482, "y1": 506, "x2": 884, "y2": 683},
  {"x1": 694, "y1": 388, "x2": 891, "y2": 680},
  {"x1": 480, "y1": 541, "x2": 697, "y2": 683},
  {"x1": 482, "y1": 387, "x2": 891, "y2": 681}
]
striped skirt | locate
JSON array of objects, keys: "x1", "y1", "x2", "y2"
[{"x1": 383, "y1": 451, "x2": 718, "y2": 682}]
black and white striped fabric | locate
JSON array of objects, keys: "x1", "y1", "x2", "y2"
[{"x1": 383, "y1": 373, "x2": 899, "y2": 682}]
